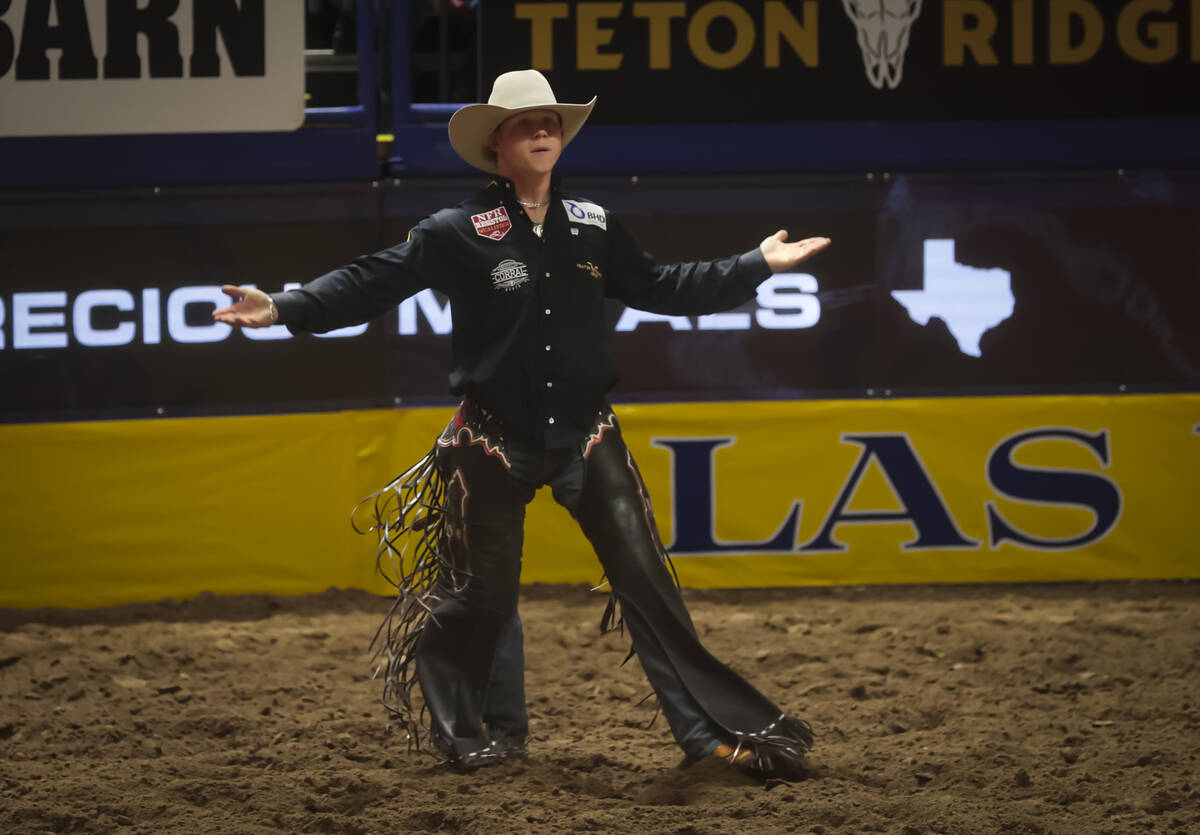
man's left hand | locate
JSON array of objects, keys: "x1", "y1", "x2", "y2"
[{"x1": 759, "y1": 231, "x2": 831, "y2": 273}]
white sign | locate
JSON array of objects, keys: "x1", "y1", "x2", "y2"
[{"x1": 0, "y1": 0, "x2": 304, "y2": 137}]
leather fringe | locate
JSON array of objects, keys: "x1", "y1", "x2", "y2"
[
  {"x1": 352, "y1": 446, "x2": 464, "y2": 753},
  {"x1": 728, "y1": 714, "x2": 815, "y2": 778}
]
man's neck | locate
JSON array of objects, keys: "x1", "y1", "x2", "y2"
[{"x1": 500, "y1": 169, "x2": 553, "y2": 206}]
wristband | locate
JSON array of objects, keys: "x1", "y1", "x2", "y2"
[{"x1": 268, "y1": 296, "x2": 278, "y2": 324}]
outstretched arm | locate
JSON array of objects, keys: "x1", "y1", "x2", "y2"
[
  {"x1": 211, "y1": 218, "x2": 445, "y2": 334},
  {"x1": 607, "y1": 213, "x2": 832, "y2": 315}
]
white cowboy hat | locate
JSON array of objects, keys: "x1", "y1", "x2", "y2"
[{"x1": 448, "y1": 70, "x2": 596, "y2": 174}]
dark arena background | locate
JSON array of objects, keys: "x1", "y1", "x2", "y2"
[{"x1": 1, "y1": 2, "x2": 1198, "y2": 832}]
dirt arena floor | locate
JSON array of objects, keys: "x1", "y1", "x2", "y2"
[{"x1": 1, "y1": 580, "x2": 1198, "y2": 834}]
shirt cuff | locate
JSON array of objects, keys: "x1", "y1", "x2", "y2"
[
  {"x1": 736, "y1": 246, "x2": 773, "y2": 287},
  {"x1": 270, "y1": 291, "x2": 304, "y2": 330}
]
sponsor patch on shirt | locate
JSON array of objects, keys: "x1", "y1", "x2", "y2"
[
  {"x1": 576, "y1": 261, "x2": 602, "y2": 279},
  {"x1": 472, "y1": 206, "x2": 512, "y2": 241},
  {"x1": 490, "y1": 259, "x2": 529, "y2": 291},
  {"x1": 562, "y1": 200, "x2": 607, "y2": 231}
]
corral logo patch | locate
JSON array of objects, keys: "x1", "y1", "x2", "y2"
[
  {"x1": 490, "y1": 259, "x2": 530, "y2": 291},
  {"x1": 472, "y1": 207, "x2": 512, "y2": 241},
  {"x1": 562, "y1": 200, "x2": 607, "y2": 231}
]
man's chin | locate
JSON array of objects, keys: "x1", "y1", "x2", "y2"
[
  {"x1": 530, "y1": 151, "x2": 561, "y2": 170},
  {"x1": 498, "y1": 157, "x2": 559, "y2": 179}
]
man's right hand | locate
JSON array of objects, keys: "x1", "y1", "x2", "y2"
[{"x1": 213, "y1": 285, "x2": 277, "y2": 328}]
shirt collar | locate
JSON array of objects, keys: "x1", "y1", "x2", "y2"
[{"x1": 488, "y1": 174, "x2": 562, "y2": 204}]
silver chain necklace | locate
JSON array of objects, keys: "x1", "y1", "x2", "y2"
[{"x1": 517, "y1": 198, "x2": 548, "y2": 208}]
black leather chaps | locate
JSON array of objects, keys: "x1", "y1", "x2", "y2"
[{"x1": 374, "y1": 400, "x2": 813, "y2": 769}]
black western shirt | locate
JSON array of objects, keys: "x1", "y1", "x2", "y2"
[{"x1": 272, "y1": 176, "x2": 772, "y2": 449}]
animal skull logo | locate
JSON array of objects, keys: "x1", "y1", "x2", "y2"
[{"x1": 842, "y1": 0, "x2": 924, "y2": 90}]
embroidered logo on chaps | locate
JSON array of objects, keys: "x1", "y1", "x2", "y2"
[{"x1": 443, "y1": 468, "x2": 471, "y2": 554}]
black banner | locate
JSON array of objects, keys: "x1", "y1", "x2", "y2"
[
  {"x1": 481, "y1": 0, "x2": 1200, "y2": 122},
  {"x1": 1, "y1": 174, "x2": 1198, "y2": 421}
]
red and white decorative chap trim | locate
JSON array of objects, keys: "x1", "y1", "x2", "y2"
[
  {"x1": 581, "y1": 410, "x2": 617, "y2": 459},
  {"x1": 437, "y1": 424, "x2": 512, "y2": 469}
]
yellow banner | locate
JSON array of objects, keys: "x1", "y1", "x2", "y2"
[
  {"x1": 1, "y1": 394, "x2": 1197, "y2": 608},
  {"x1": 620, "y1": 395, "x2": 1199, "y2": 588}
]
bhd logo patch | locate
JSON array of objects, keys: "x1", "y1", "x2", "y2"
[
  {"x1": 562, "y1": 200, "x2": 606, "y2": 231},
  {"x1": 472, "y1": 207, "x2": 512, "y2": 241},
  {"x1": 490, "y1": 259, "x2": 529, "y2": 291}
]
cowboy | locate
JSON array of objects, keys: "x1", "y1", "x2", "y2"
[{"x1": 214, "y1": 70, "x2": 830, "y2": 777}]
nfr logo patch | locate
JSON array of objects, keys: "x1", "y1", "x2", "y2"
[{"x1": 471, "y1": 207, "x2": 512, "y2": 241}]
